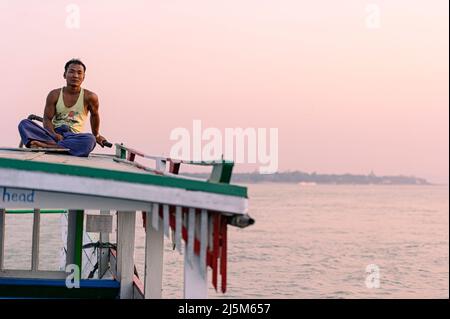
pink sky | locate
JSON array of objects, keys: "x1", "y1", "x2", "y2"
[{"x1": 0, "y1": 1, "x2": 448, "y2": 183}]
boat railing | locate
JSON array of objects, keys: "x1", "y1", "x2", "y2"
[{"x1": 114, "y1": 143, "x2": 235, "y2": 184}]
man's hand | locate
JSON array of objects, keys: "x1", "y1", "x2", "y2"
[
  {"x1": 96, "y1": 134, "x2": 107, "y2": 147},
  {"x1": 54, "y1": 133, "x2": 64, "y2": 142}
]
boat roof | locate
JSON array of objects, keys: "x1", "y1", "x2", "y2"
[{"x1": 0, "y1": 148, "x2": 248, "y2": 214}]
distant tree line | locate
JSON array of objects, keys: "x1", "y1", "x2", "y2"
[{"x1": 185, "y1": 171, "x2": 430, "y2": 185}]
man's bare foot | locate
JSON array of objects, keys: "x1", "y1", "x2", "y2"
[{"x1": 29, "y1": 140, "x2": 60, "y2": 149}]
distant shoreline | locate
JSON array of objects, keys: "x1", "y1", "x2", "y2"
[
  {"x1": 236, "y1": 181, "x2": 446, "y2": 186},
  {"x1": 185, "y1": 171, "x2": 435, "y2": 185}
]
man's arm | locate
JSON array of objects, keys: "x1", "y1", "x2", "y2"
[
  {"x1": 87, "y1": 91, "x2": 106, "y2": 146},
  {"x1": 43, "y1": 90, "x2": 63, "y2": 141}
]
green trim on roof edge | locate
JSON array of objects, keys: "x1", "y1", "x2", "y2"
[{"x1": 0, "y1": 157, "x2": 247, "y2": 198}]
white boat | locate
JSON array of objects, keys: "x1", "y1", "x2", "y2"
[{"x1": 0, "y1": 142, "x2": 254, "y2": 299}]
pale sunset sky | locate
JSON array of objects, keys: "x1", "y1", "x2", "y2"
[{"x1": 0, "y1": 1, "x2": 448, "y2": 183}]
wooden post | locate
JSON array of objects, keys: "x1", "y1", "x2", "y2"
[
  {"x1": 66, "y1": 210, "x2": 76, "y2": 267},
  {"x1": 184, "y1": 209, "x2": 208, "y2": 299},
  {"x1": 66, "y1": 210, "x2": 84, "y2": 273},
  {"x1": 31, "y1": 209, "x2": 40, "y2": 271},
  {"x1": 144, "y1": 207, "x2": 164, "y2": 299},
  {"x1": 0, "y1": 209, "x2": 5, "y2": 271},
  {"x1": 184, "y1": 249, "x2": 208, "y2": 298},
  {"x1": 98, "y1": 210, "x2": 110, "y2": 279},
  {"x1": 74, "y1": 211, "x2": 84, "y2": 273},
  {"x1": 117, "y1": 211, "x2": 136, "y2": 299}
]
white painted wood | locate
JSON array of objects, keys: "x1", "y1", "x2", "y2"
[
  {"x1": 117, "y1": 211, "x2": 136, "y2": 299},
  {"x1": 144, "y1": 211, "x2": 164, "y2": 299},
  {"x1": 0, "y1": 269, "x2": 67, "y2": 279},
  {"x1": 184, "y1": 247, "x2": 208, "y2": 299},
  {"x1": 31, "y1": 209, "x2": 40, "y2": 271},
  {"x1": 98, "y1": 210, "x2": 110, "y2": 279},
  {"x1": 115, "y1": 211, "x2": 120, "y2": 278},
  {"x1": 0, "y1": 209, "x2": 5, "y2": 271},
  {"x1": 115, "y1": 146, "x2": 123, "y2": 158},
  {"x1": 156, "y1": 159, "x2": 166, "y2": 172},
  {"x1": 152, "y1": 203, "x2": 159, "y2": 230},
  {"x1": 0, "y1": 186, "x2": 153, "y2": 212},
  {"x1": 187, "y1": 208, "x2": 195, "y2": 266},
  {"x1": 163, "y1": 204, "x2": 170, "y2": 238},
  {"x1": 208, "y1": 214, "x2": 213, "y2": 253},
  {"x1": 200, "y1": 210, "x2": 208, "y2": 275},
  {"x1": 0, "y1": 169, "x2": 248, "y2": 214},
  {"x1": 175, "y1": 206, "x2": 182, "y2": 253}
]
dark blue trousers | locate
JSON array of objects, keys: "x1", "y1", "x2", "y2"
[{"x1": 18, "y1": 119, "x2": 96, "y2": 157}]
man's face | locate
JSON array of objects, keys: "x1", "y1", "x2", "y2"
[{"x1": 64, "y1": 64, "x2": 85, "y2": 87}]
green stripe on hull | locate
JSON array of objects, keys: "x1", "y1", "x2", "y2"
[
  {"x1": 6, "y1": 209, "x2": 67, "y2": 214},
  {"x1": 0, "y1": 158, "x2": 247, "y2": 198}
]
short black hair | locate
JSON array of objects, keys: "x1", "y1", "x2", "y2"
[{"x1": 64, "y1": 58, "x2": 86, "y2": 73}]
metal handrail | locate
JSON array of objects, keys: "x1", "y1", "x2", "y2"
[{"x1": 18, "y1": 114, "x2": 44, "y2": 148}]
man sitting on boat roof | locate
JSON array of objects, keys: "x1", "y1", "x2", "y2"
[{"x1": 18, "y1": 58, "x2": 106, "y2": 157}]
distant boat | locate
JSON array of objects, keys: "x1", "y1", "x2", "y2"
[{"x1": 298, "y1": 182, "x2": 317, "y2": 186}]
